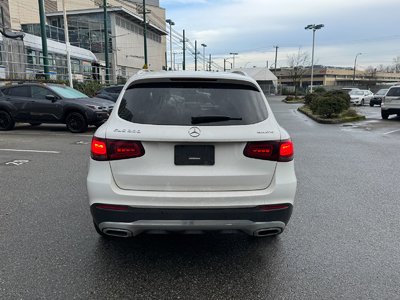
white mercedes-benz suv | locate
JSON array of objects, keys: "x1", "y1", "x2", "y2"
[{"x1": 87, "y1": 70, "x2": 297, "y2": 238}]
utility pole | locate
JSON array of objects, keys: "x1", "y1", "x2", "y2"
[
  {"x1": 209, "y1": 54, "x2": 211, "y2": 71},
  {"x1": 230, "y1": 52, "x2": 238, "y2": 69},
  {"x1": 182, "y1": 29, "x2": 185, "y2": 70},
  {"x1": 38, "y1": 0, "x2": 49, "y2": 79},
  {"x1": 273, "y1": 46, "x2": 279, "y2": 74},
  {"x1": 201, "y1": 43, "x2": 207, "y2": 71},
  {"x1": 173, "y1": 52, "x2": 177, "y2": 71},
  {"x1": 166, "y1": 19, "x2": 174, "y2": 70},
  {"x1": 103, "y1": 0, "x2": 110, "y2": 82},
  {"x1": 194, "y1": 40, "x2": 197, "y2": 71},
  {"x1": 62, "y1": 0, "x2": 73, "y2": 87},
  {"x1": 142, "y1": 0, "x2": 148, "y2": 68}
]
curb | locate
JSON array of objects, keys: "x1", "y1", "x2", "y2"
[
  {"x1": 297, "y1": 105, "x2": 366, "y2": 124},
  {"x1": 282, "y1": 100, "x2": 305, "y2": 104}
]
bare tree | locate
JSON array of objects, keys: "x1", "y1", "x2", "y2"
[
  {"x1": 393, "y1": 56, "x2": 400, "y2": 73},
  {"x1": 364, "y1": 66, "x2": 377, "y2": 88},
  {"x1": 287, "y1": 48, "x2": 310, "y2": 97}
]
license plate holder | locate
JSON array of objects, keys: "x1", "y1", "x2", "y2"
[{"x1": 174, "y1": 145, "x2": 215, "y2": 166}]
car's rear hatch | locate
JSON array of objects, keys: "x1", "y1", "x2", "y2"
[{"x1": 106, "y1": 78, "x2": 281, "y2": 192}]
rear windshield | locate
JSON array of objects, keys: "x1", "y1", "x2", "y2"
[
  {"x1": 386, "y1": 87, "x2": 400, "y2": 97},
  {"x1": 118, "y1": 82, "x2": 268, "y2": 126},
  {"x1": 376, "y1": 89, "x2": 388, "y2": 95}
]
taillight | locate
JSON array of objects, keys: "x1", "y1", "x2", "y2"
[
  {"x1": 91, "y1": 137, "x2": 145, "y2": 161},
  {"x1": 91, "y1": 137, "x2": 107, "y2": 160},
  {"x1": 243, "y1": 140, "x2": 294, "y2": 162},
  {"x1": 279, "y1": 140, "x2": 294, "y2": 162}
]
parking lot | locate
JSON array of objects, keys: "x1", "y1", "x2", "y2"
[{"x1": 1, "y1": 96, "x2": 399, "y2": 299}]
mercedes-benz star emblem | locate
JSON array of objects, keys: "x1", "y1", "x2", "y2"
[{"x1": 188, "y1": 127, "x2": 201, "y2": 138}]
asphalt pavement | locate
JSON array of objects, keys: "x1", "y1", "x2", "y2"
[{"x1": 0, "y1": 97, "x2": 399, "y2": 299}]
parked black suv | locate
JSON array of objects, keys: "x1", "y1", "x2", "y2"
[
  {"x1": 0, "y1": 83, "x2": 114, "y2": 133},
  {"x1": 95, "y1": 85, "x2": 124, "y2": 102}
]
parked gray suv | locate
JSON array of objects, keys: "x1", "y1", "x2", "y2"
[{"x1": 381, "y1": 85, "x2": 400, "y2": 119}]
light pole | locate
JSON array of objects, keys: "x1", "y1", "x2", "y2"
[
  {"x1": 230, "y1": 52, "x2": 238, "y2": 69},
  {"x1": 273, "y1": 46, "x2": 279, "y2": 94},
  {"x1": 305, "y1": 24, "x2": 324, "y2": 93},
  {"x1": 353, "y1": 52, "x2": 362, "y2": 84},
  {"x1": 201, "y1": 43, "x2": 207, "y2": 71},
  {"x1": 62, "y1": 0, "x2": 73, "y2": 87},
  {"x1": 166, "y1": 19, "x2": 174, "y2": 71},
  {"x1": 142, "y1": 0, "x2": 148, "y2": 68}
]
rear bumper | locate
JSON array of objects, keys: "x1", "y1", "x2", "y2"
[
  {"x1": 381, "y1": 107, "x2": 400, "y2": 114},
  {"x1": 87, "y1": 160, "x2": 297, "y2": 208},
  {"x1": 370, "y1": 98, "x2": 382, "y2": 105},
  {"x1": 92, "y1": 205, "x2": 292, "y2": 237}
]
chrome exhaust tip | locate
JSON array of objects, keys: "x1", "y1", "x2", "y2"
[
  {"x1": 103, "y1": 228, "x2": 132, "y2": 237},
  {"x1": 253, "y1": 228, "x2": 282, "y2": 237}
]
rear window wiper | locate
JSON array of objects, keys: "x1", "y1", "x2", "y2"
[{"x1": 191, "y1": 115, "x2": 242, "y2": 125}]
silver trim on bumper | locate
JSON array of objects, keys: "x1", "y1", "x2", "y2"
[{"x1": 99, "y1": 220, "x2": 286, "y2": 237}]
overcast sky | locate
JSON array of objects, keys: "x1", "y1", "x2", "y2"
[{"x1": 160, "y1": 0, "x2": 400, "y2": 70}]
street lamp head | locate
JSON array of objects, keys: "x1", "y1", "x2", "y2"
[
  {"x1": 201, "y1": 43, "x2": 207, "y2": 47},
  {"x1": 166, "y1": 19, "x2": 175, "y2": 25},
  {"x1": 230, "y1": 52, "x2": 238, "y2": 55},
  {"x1": 305, "y1": 24, "x2": 324, "y2": 30}
]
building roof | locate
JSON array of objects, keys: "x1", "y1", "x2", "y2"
[
  {"x1": 21, "y1": 33, "x2": 97, "y2": 61},
  {"x1": 232, "y1": 67, "x2": 277, "y2": 82},
  {"x1": 46, "y1": 7, "x2": 167, "y2": 36}
]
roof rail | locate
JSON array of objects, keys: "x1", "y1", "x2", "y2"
[
  {"x1": 231, "y1": 70, "x2": 248, "y2": 77},
  {"x1": 136, "y1": 69, "x2": 152, "y2": 76}
]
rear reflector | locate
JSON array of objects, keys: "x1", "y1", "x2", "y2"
[
  {"x1": 91, "y1": 137, "x2": 145, "y2": 161},
  {"x1": 95, "y1": 204, "x2": 129, "y2": 211},
  {"x1": 244, "y1": 140, "x2": 294, "y2": 162},
  {"x1": 258, "y1": 204, "x2": 290, "y2": 211}
]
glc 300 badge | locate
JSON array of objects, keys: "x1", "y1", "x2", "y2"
[{"x1": 188, "y1": 127, "x2": 201, "y2": 137}]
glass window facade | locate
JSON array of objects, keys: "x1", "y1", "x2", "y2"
[{"x1": 47, "y1": 13, "x2": 113, "y2": 54}]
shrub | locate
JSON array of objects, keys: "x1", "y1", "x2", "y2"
[
  {"x1": 74, "y1": 81, "x2": 103, "y2": 97},
  {"x1": 325, "y1": 90, "x2": 351, "y2": 103},
  {"x1": 285, "y1": 96, "x2": 294, "y2": 101},
  {"x1": 313, "y1": 87, "x2": 326, "y2": 93},
  {"x1": 310, "y1": 95, "x2": 349, "y2": 118},
  {"x1": 304, "y1": 93, "x2": 318, "y2": 106},
  {"x1": 341, "y1": 108, "x2": 358, "y2": 117}
]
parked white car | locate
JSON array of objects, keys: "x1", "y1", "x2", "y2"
[
  {"x1": 381, "y1": 85, "x2": 400, "y2": 119},
  {"x1": 349, "y1": 90, "x2": 374, "y2": 106},
  {"x1": 87, "y1": 70, "x2": 297, "y2": 238}
]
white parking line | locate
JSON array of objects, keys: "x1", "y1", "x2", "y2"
[
  {"x1": 383, "y1": 129, "x2": 400, "y2": 135},
  {"x1": 0, "y1": 149, "x2": 60, "y2": 154}
]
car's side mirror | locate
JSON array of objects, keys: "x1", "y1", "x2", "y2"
[{"x1": 46, "y1": 94, "x2": 57, "y2": 102}]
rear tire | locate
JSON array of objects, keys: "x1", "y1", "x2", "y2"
[
  {"x1": 361, "y1": 99, "x2": 364, "y2": 106},
  {"x1": 0, "y1": 110, "x2": 15, "y2": 131},
  {"x1": 381, "y1": 111, "x2": 389, "y2": 120},
  {"x1": 66, "y1": 112, "x2": 88, "y2": 133},
  {"x1": 369, "y1": 103, "x2": 373, "y2": 107}
]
